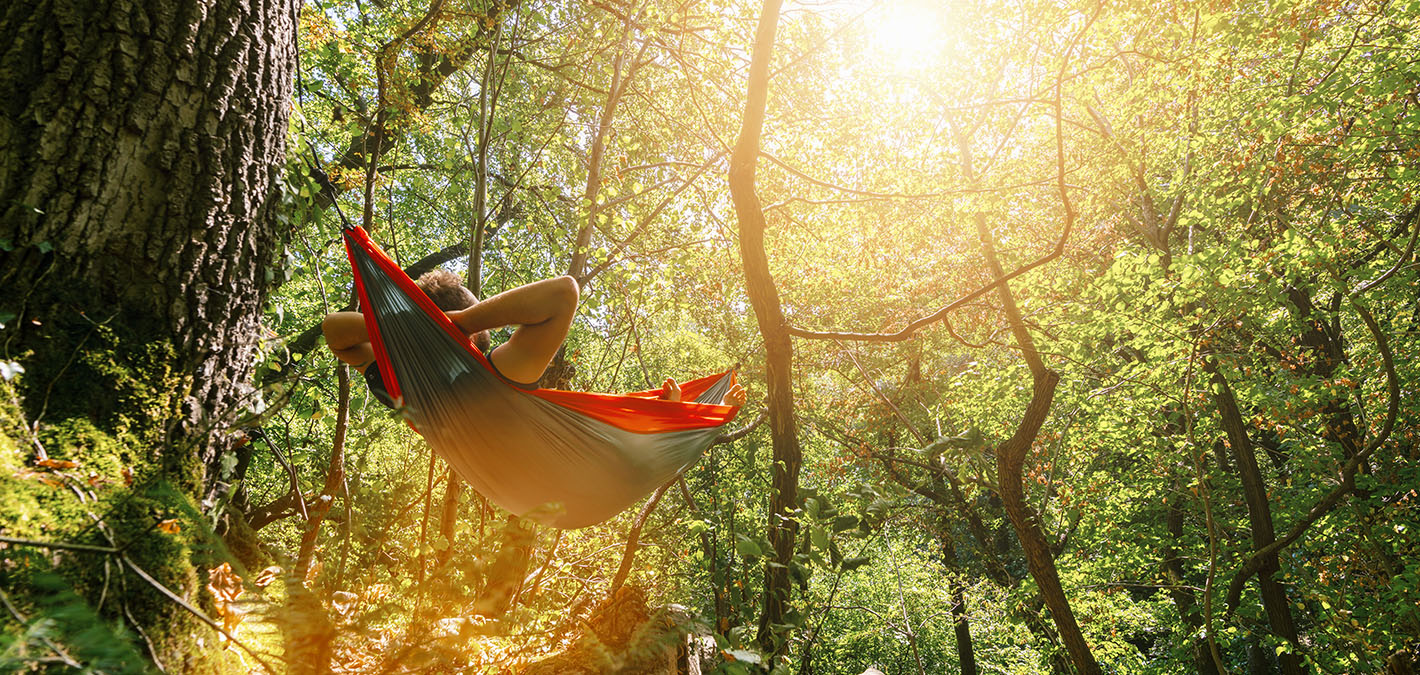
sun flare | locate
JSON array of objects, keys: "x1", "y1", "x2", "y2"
[{"x1": 870, "y1": 1, "x2": 952, "y2": 71}]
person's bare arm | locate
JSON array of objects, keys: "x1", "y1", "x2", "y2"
[
  {"x1": 447, "y1": 276, "x2": 580, "y2": 384},
  {"x1": 322, "y1": 312, "x2": 375, "y2": 372}
]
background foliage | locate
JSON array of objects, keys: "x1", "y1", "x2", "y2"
[{"x1": 2, "y1": 0, "x2": 1417, "y2": 672}]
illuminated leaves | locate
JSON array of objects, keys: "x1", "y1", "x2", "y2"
[
  {"x1": 246, "y1": 0, "x2": 1420, "y2": 670},
  {"x1": 207, "y1": 563, "x2": 246, "y2": 645}
]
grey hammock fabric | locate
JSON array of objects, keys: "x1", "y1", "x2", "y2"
[{"x1": 345, "y1": 228, "x2": 738, "y2": 528}]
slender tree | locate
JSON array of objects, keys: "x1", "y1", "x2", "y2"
[{"x1": 728, "y1": 0, "x2": 804, "y2": 657}]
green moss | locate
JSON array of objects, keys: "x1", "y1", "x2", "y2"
[
  {"x1": 0, "y1": 343, "x2": 233, "y2": 672},
  {"x1": 12, "y1": 314, "x2": 183, "y2": 453}
]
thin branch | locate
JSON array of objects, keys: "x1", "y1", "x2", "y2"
[
  {"x1": 580, "y1": 155, "x2": 725, "y2": 284},
  {"x1": 787, "y1": 223, "x2": 1072, "y2": 342},
  {"x1": 715, "y1": 409, "x2": 768, "y2": 445},
  {"x1": 0, "y1": 586, "x2": 82, "y2": 668},
  {"x1": 1352, "y1": 202, "x2": 1420, "y2": 296},
  {"x1": 118, "y1": 553, "x2": 280, "y2": 674},
  {"x1": 608, "y1": 480, "x2": 673, "y2": 596},
  {"x1": 0, "y1": 535, "x2": 119, "y2": 554},
  {"x1": 761, "y1": 151, "x2": 969, "y2": 200},
  {"x1": 836, "y1": 341, "x2": 927, "y2": 445}
]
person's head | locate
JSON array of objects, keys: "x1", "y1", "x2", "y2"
[{"x1": 415, "y1": 269, "x2": 491, "y2": 352}]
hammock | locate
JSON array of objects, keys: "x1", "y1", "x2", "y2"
[{"x1": 343, "y1": 226, "x2": 740, "y2": 529}]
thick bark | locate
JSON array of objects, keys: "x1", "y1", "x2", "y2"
[
  {"x1": 1208, "y1": 362, "x2": 1304, "y2": 673},
  {"x1": 1, "y1": 0, "x2": 296, "y2": 479},
  {"x1": 727, "y1": 0, "x2": 799, "y2": 657},
  {"x1": 0, "y1": 0, "x2": 296, "y2": 662}
]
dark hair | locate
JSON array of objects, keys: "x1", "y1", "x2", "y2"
[{"x1": 415, "y1": 269, "x2": 491, "y2": 353}]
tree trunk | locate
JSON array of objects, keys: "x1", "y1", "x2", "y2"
[
  {"x1": 0, "y1": 0, "x2": 296, "y2": 663},
  {"x1": 472, "y1": 515, "x2": 535, "y2": 618},
  {"x1": 995, "y1": 369, "x2": 1101, "y2": 674},
  {"x1": 1208, "y1": 363, "x2": 1304, "y2": 673},
  {"x1": 941, "y1": 538, "x2": 978, "y2": 675},
  {"x1": 1, "y1": 0, "x2": 296, "y2": 481},
  {"x1": 1163, "y1": 485, "x2": 1222, "y2": 675},
  {"x1": 727, "y1": 0, "x2": 800, "y2": 658},
  {"x1": 974, "y1": 221, "x2": 1098, "y2": 674}
]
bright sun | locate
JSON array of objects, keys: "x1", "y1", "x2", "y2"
[{"x1": 870, "y1": 1, "x2": 951, "y2": 71}]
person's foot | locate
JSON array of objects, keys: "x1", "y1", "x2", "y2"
[
  {"x1": 721, "y1": 383, "x2": 746, "y2": 407},
  {"x1": 659, "y1": 378, "x2": 682, "y2": 402}
]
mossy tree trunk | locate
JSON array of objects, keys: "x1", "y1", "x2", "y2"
[
  {"x1": 0, "y1": 0, "x2": 297, "y2": 664},
  {"x1": 1, "y1": 0, "x2": 296, "y2": 487}
]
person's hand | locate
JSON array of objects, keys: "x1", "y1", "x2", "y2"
[
  {"x1": 721, "y1": 383, "x2": 746, "y2": 407},
  {"x1": 659, "y1": 378, "x2": 682, "y2": 402}
]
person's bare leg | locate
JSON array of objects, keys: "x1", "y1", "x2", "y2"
[
  {"x1": 659, "y1": 378, "x2": 745, "y2": 406},
  {"x1": 446, "y1": 276, "x2": 579, "y2": 384}
]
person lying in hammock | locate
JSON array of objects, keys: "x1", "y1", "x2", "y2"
[{"x1": 321, "y1": 270, "x2": 747, "y2": 408}]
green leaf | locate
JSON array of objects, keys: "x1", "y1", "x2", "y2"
[
  {"x1": 727, "y1": 650, "x2": 761, "y2": 665},
  {"x1": 841, "y1": 556, "x2": 870, "y2": 571},
  {"x1": 733, "y1": 534, "x2": 762, "y2": 558},
  {"x1": 831, "y1": 515, "x2": 858, "y2": 532}
]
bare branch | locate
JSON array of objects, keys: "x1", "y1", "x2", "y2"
[
  {"x1": 786, "y1": 226, "x2": 1072, "y2": 343},
  {"x1": 715, "y1": 408, "x2": 768, "y2": 445}
]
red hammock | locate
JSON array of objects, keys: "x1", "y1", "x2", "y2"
[{"x1": 343, "y1": 226, "x2": 740, "y2": 528}]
